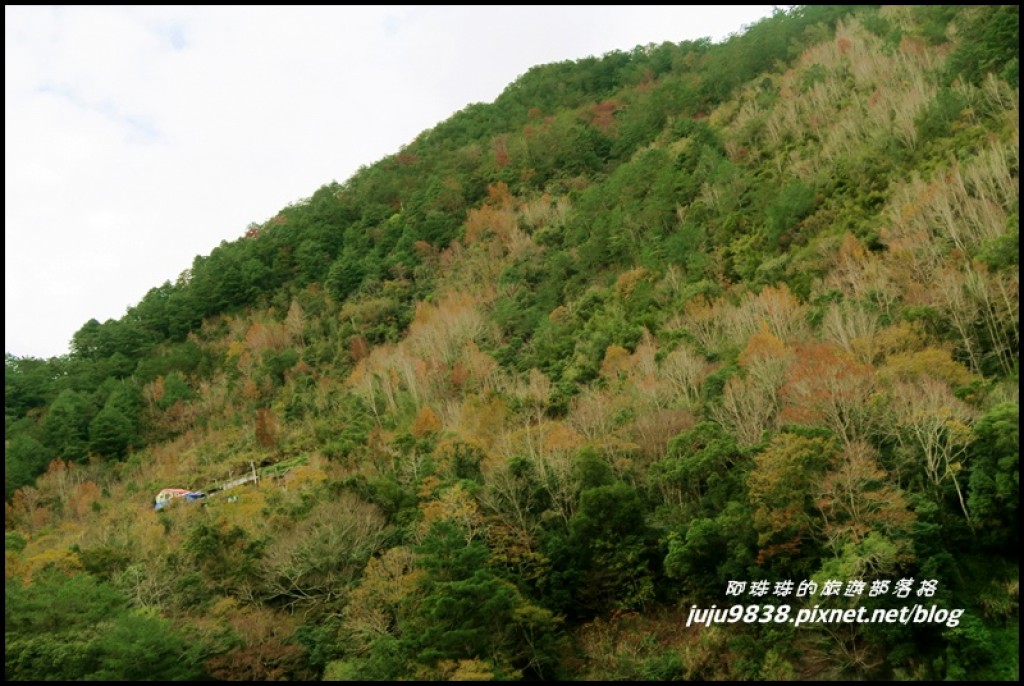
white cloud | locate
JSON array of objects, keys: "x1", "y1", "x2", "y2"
[{"x1": 5, "y1": 5, "x2": 774, "y2": 358}]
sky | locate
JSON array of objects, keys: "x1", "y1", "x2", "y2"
[{"x1": 5, "y1": 5, "x2": 775, "y2": 360}]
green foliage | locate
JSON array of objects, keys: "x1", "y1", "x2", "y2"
[
  {"x1": 912, "y1": 5, "x2": 958, "y2": 45},
  {"x1": 77, "y1": 545, "x2": 133, "y2": 581},
  {"x1": 978, "y1": 216, "x2": 1019, "y2": 271},
  {"x1": 663, "y1": 500, "x2": 756, "y2": 600},
  {"x1": 71, "y1": 317, "x2": 155, "y2": 363},
  {"x1": 967, "y1": 402, "x2": 1019, "y2": 550},
  {"x1": 5, "y1": 353, "x2": 58, "y2": 421},
  {"x1": 574, "y1": 447, "x2": 615, "y2": 490},
  {"x1": 6, "y1": 530, "x2": 28, "y2": 552},
  {"x1": 764, "y1": 180, "x2": 817, "y2": 247},
  {"x1": 263, "y1": 348, "x2": 300, "y2": 384},
  {"x1": 566, "y1": 483, "x2": 657, "y2": 615},
  {"x1": 89, "y1": 611, "x2": 201, "y2": 681},
  {"x1": 4, "y1": 4, "x2": 1019, "y2": 681},
  {"x1": 134, "y1": 340, "x2": 204, "y2": 384},
  {"x1": 5, "y1": 571, "x2": 202, "y2": 681},
  {"x1": 157, "y1": 371, "x2": 194, "y2": 410},
  {"x1": 326, "y1": 248, "x2": 366, "y2": 301},
  {"x1": 5, "y1": 433, "x2": 51, "y2": 498},
  {"x1": 413, "y1": 524, "x2": 520, "y2": 662},
  {"x1": 88, "y1": 404, "x2": 134, "y2": 459},
  {"x1": 184, "y1": 521, "x2": 265, "y2": 592},
  {"x1": 947, "y1": 5, "x2": 1019, "y2": 87},
  {"x1": 337, "y1": 520, "x2": 561, "y2": 680},
  {"x1": 860, "y1": 10, "x2": 903, "y2": 48},
  {"x1": 938, "y1": 613, "x2": 1001, "y2": 680},
  {"x1": 915, "y1": 87, "x2": 968, "y2": 146},
  {"x1": 42, "y1": 389, "x2": 95, "y2": 462}
]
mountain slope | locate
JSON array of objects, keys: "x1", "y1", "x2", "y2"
[{"x1": 5, "y1": 5, "x2": 1019, "y2": 681}]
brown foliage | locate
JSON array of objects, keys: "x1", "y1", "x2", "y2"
[
  {"x1": 348, "y1": 335, "x2": 370, "y2": 362},
  {"x1": 493, "y1": 136, "x2": 510, "y2": 168},
  {"x1": 259, "y1": 493, "x2": 387, "y2": 608},
  {"x1": 815, "y1": 441, "x2": 916, "y2": 568},
  {"x1": 714, "y1": 327, "x2": 791, "y2": 446},
  {"x1": 781, "y1": 342, "x2": 875, "y2": 445},
  {"x1": 284, "y1": 300, "x2": 306, "y2": 347},
  {"x1": 203, "y1": 605, "x2": 314, "y2": 681},
  {"x1": 880, "y1": 347, "x2": 978, "y2": 387},
  {"x1": 452, "y1": 395, "x2": 507, "y2": 450},
  {"x1": 629, "y1": 408, "x2": 695, "y2": 460},
  {"x1": 411, "y1": 405, "x2": 442, "y2": 438},
  {"x1": 585, "y1": 98, "x2": 621, "y2": 132},
  {"x1": 255, "y1": 407, "x2": 279, "y2": 450},
  {"x1": 599, "y1": 345, "x2": 631, "y2": 382},
  {"x1": 342, "y1": 546, "x2": 424, "y2": 650},
  {"x1": 749, "y1": 434, "x2": 833, "y2": 563},
  {"x1": 67, "y1": 481, "x2": 102, "y2": 521}
]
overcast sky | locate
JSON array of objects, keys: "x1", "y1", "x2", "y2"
[{"x1": 5, "y1": 5, "x2": 774, "y2": 359}]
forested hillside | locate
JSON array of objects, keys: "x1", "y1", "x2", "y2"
[{"x1": 6, "y1": 5, "x2": 1019, "y2": 680}]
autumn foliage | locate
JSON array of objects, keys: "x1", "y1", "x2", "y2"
[{"x1": 4, "y1": 6, "x2": 1018, "y2": 681}]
